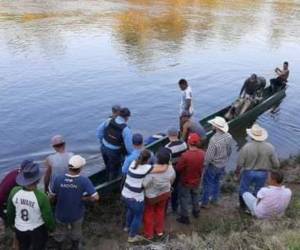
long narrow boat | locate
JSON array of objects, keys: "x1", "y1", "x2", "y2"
[{"x1": 89, "y1": 86, "x2": 286, "y2": 194}]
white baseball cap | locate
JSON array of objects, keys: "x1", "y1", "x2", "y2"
[{"x1": 69, "y1": 155, "x2": 86, "y2": 169}]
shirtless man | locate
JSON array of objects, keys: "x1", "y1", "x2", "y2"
[
  {"x1": 270, "y1": 62, "x2": 289, "y2": 92},
  {"x1": 180, "y1": 111, "x2": 206, "y2": 144},
  {"x1": 239, "y1": 74, "x2": 259, "y2": 115}
]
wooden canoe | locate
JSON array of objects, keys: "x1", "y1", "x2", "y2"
[{"x1": 89, "y1": 86, "x2": 286, "y2": 194}]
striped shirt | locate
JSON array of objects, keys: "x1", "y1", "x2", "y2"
[
  {"x1": 121, "y1": 162, "x2": 153, "y2": 202},
  {"x1": 165, "y1": 140, "x2": 188, "y2": 165},
  {"x1": 205, "y1": 131, "x2": 232, "y2": 168}
]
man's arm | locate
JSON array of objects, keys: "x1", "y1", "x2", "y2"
[
  {"x1": 270, "y1": 147, "x2": 280, "y2": 169},
  {"x1": 82, "y1": 178, "x2": 100, "y2": 202},
  {"x1": 44, "y1": 159, "x2": 52, "y2": 192},
  {"x1": 277, "y1": 69, "x2": 288, "y2": 79},
  {"x1": 81, "y1": 193, "x2": 99, "y2": 202},
  {"x1": 227, "y1": 138, "x2": 232, "y2": 157},
  {"x1": 235, "y1": 147, "x2": 245, "y2": 177},
  {"x1": 170, "y1": 166, "x2": 176, "y2": 184},
  {"x1": 275, "y1": 67, "x2": 282, "y2": 75},
  {"x1": 256, "y1": 188, "x2": 265, "y2": 206},
  {"x1": 96, "y1": 120, "x2": 109, "y2": 143},
  {"x1": 121, "y1": 155, "x2": 132, "y2": 175},
  {"x1": 48, "y1": 177, "x2": 58, "y2": 204},
  {"x1": 240, "y1": 81, "x2": 247, "y2": 97},
  {"x1": 184, "y1": 99, "x2": 192, "y2": 112},
  {"x1": 204, "y1": 141, "x2": 216, "y2": 166},
  {"x1": 122, "y1": 127, "x2": 134, "y2": 154},
  {"x1": 151, "y1": 164, "x2": 168, "y2": 173},
  {"x1": 34, "y1": 191, "x2": 55, "y2": 232},
  {"x1": 6, "y1": 187, "x2": 20, "y2": 228},
  {"x1": 142, "y1": 174, "x2": 153, "y2": 188},
  {"x1": 175, "y1": 155, "x2": 186, "y2": 173}
]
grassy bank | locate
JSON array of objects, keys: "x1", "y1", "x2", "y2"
[{"x1": 1, "y1": 156, "x2": 300, "y2": 250}]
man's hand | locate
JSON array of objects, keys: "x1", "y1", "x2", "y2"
[
  {"x1": 234, "y1": 166, "x2": 241, "y2": 180},
  {"x1": 82, "y1": 194, "x2": 100, "y2": 202}
]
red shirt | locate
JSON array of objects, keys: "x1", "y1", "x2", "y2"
[
  {"x1": 0, "y1": 169, "x2": 19, "y2": 208},
  {"x1": 176, "y1": 149, "x2": 205, "y2": 188}
]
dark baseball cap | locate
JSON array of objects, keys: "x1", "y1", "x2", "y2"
[
  {"x1": 132, "y1": 133, "x2": 143, "y2": 145},
  {"x1": 120, "y1": 107, "x2": 131, "y2": 118}
]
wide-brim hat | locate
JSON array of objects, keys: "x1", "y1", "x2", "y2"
[
  {"x1": 208, "y1": 116, "x2": 229, "y2": 133},
  {"x1": 16, "y1": 160, "x2": 42, "y2": 186},
  {"x1": 246, "y1": 124, "x2": 268, "y2": 141}
]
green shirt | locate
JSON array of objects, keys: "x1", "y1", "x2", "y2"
[
  {"x1": 7, "y1": 186, "x2": 55, "y2": 232},
  {"x1": 238, "y1": 141, "x2": 280, "y2": 170}
]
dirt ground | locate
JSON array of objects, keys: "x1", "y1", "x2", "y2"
[{"x1": 1, "y1": 163, "x2": 300, "y2": 250}]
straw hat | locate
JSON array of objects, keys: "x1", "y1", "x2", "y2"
[
  {"x1": 208, "y1": 116, "x2": 229, "y2": 133},
  {"x1": 246, "y1": 124, "x2": 268, "y2": 141}
]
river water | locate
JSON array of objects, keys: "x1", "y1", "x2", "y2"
[{"x1": 0, "y1": 0, "x2": 300, "y2": 178}]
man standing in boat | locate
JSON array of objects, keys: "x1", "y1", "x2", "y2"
[
  {"x1": 239, "y1": 74, "x2": 260, "y2": 115},
  {"x1": 225, "y1": 75, "x2": 266, "y2": 120},
  {"x1": 270, "y1": 61, "x2": 289, "y2": 92},
  {"x1": 178, "y1": 79, "x2": 193, "y2": 116},
  {"x1": 96, "y1": 107, "x2": 133, "y2": 180}
]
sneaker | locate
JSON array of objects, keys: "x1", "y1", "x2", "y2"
[
  {"x1": 71, "y1": 240, "x2": 80, "y2": 250},
  {"x1": 128, "y1": 235, "x2": 144, "y2": 243},
  {"x1": 200, "y1": 204, "x2": 209, "y2": 209},
  {"x1": 192, "y1": 210, "x2": 200, "y2": 218},
  {"x1": 210, "y1": 201, "x2": 220, "y2": 207},
  {"x1": 244, "y1": 209, "x2": 251, "y2": 215},
  {"x1": 176, "y1": 216, "x2": 190, "y2": 225},
  {"x1": 156, "y1": 232, "x2": 167, "y2": 241}
]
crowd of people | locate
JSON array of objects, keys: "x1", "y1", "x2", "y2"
[{"x1": 0, "y1": 62, "x2": 292, "y2": 249}]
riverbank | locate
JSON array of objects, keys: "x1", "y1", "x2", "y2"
[{"x1": 1, "y1": 155, "x2": 300, "y2": 250}]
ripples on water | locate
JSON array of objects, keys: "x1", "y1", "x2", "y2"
[{"x1": 0, "y1": 0, "x2": 300, "y2": 178}]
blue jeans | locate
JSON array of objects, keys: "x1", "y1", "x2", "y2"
[
  {"x1": 101, "y1": 145, "x2": 123, "y2": 180},
  {"x1": 179, "y1": 184, "x2": 200, "y2": 217},
  {"x1": 201, "y1": 164, "x2": 225, "y2": 205},
  {"x1": 123, "y1": 197, "x2": 144, "y2": 237},
  {"x1": 239, "y1": 170, "x2": 268, "y2": 196},
  {"x1": 171, "y1": 175, "x2": 179, "y2": 212}
]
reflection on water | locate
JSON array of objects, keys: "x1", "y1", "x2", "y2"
[{"x1": 0, "y1": 0, "x2": 300, "y2": 177}]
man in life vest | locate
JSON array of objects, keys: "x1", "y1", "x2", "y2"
[{"x1": 96, "y1": 107, "x2": 133, "y2": 180}]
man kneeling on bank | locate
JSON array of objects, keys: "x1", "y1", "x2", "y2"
[{"x1": 242, "y1": 170, "x2": 292, "y2": 219}]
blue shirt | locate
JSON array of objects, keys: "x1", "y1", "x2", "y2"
[
  {"x1": 96, "y1": 116, "x2": 133, "y2": 154},
  {"x1": 121, "y1": 149, "x2": 156, "y2": 175},
  {"x1": 51, "y1": 174, "x2": 97, "y2": 223},
  {"x1": 121, "y1": 149, "x2": 141, "y2": 174}
]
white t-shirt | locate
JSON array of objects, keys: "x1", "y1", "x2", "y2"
[
  {"x1": 254, "y1": 186, "x2": 292, "y2": 219},
  {"x1": 12, "y1": 190, "x2": 44, "y2": 231},
  {"x1": 180, "y1": 86, "x2": 193, "y2": 115}
]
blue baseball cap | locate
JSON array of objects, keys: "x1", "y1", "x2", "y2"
[{"x1": 132, "y1": 133, "x2": 143, "y2": 145}]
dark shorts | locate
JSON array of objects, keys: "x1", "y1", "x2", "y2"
[{"x1": 15, "y1": 224, "x2": 48, "y2": 250}]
